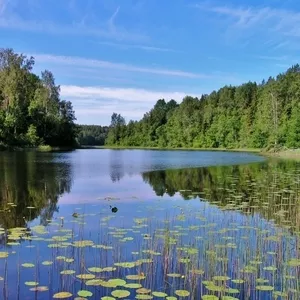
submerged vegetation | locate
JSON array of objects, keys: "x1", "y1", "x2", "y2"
[
  {"x1": 0, "y1": 151, "x2": 299, "y2": 299},
  {"x1": 106, "y1": 65, "x2": 300, "y2": 150}
]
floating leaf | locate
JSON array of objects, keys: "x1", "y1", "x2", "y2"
[
  {"x1": 111, "y1": 290, "x2": 130, "y2": 298},
  {"x1": 137, "y1": 288, "x2": 151, "y2": 294},
  {"x1": 101, "y1": 297, "x2": 116, "y2": 300},
  {"x1": 152, "y1": 292, "x2": 168, "y2": 297},
  {"x1": 136, "y1": 296, "x2": 153, "y2": 300},
  {"x1": 0, "y1": 252, "x2": 9, "y2": 259},
  {"x1": 213, "y1": 276, "x2": 230, "y2": 281},
  {"x1": 25, "y1": 281, "x2": 39, "y2": 286},
  {"x1": 175, "y1": 290, "x2": 190, "y2": 297},
  {"x1": 42, "y1": 261, "x2": 53, "y2": 266},
  {"x1": 232, "y1": 279, "x2": 245, "y2": 286},
  {"x1": 287, "y1": 259, "x2": 300, "y2": 267},
  {"x1": 22, "y1": 263, "x2": 35, "y2": 268},
  {"x1": 78, "y1": 290, "x2": 93, "y2": 297},
  {"x1": 256, "y1": 285, "x2": 274, "y2": 291},
  {"x1": 53, "y1": 292, "x2": 73, "y2": 299},
  {"x1": 86, "y1": 279, "x2": 104, "y2": 286},
  {"x1": 125, "y1": 283, "x2": 142, "y2": 289},
  {"x1": 29, "y1": 286, "x2": 49, "y2": 292},
  {"x1": 202, "y1": 296, "x2": 218, "y2": 300},
  {"x1": 61, "y1": 270, "x2": 75, "y2": 275},
  {"x1": 88, "y1": 267, "x2": 102, "y2": 273},
  {"x1": 126, "y1": 274, "x2": 146, "y2": 280},
  {"x1": 76, "y1": 274, "x2": 96, "y2": 280},
  {"x1": 108, "y1": 279, "x2": 126, "y2": 287}
]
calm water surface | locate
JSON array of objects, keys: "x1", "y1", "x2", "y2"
[{"x1": 0, "y1": 150, "x2": 299, "y2": 300}]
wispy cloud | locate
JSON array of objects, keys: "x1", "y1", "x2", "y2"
[
  {"x1": 32, "y1": 53, "x2": 207, "y2": 78},
  {"x1": 96, "y1": 41, "x2": 177, "y2": 53},
  {"x1": 60, "y1": 85, "x2": 196, "y2": 124},
  {"x1": 0, "y1": 0, "x2": 146, "y2": 42},
  {"x1": 196, "y1": 3, "x2": 300, "y2": 33}
]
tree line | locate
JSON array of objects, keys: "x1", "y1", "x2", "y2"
[
  {"x1": 106, "y1": 65, "x2": 300, "y2": 149},
  {"x1": 77, "y1": 125, "x2": 109, "y2": 146},
  {"x1": 0, "y1": 48, "x2": 77, "y2": 148}
]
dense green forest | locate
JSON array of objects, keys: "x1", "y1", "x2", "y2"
[
  {"x1": 0, "y1": 48, "x2": 77, "y2": 148},
  {"x1": 106, "y1": 65, "x2": 300, "y2": 149},
  {"x1": 77, "y1": 125, "x2": 108, "y2": 146}
]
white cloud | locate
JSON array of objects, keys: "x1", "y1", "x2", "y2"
[
  {"x1": 96, "y1": 41, "x2": 177, "y2": 53},
  {"x1": 33, "y1": 53, "x2": 207, "y2": 78},
  {"x1": 60, "y1": 85, "x2": 198, "y2": 124},
  {"x1": 196, "y1": 3, "x2": 300, "y2": 36},
  {"x1": 61, "y1": 85, "x2": 189, "y2": 102}
]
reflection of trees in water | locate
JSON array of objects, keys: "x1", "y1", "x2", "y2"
[
  {"x1": 0, "y1": 151, "x2": 73, "y2": 229},
  {"x1": 109, "y1": 150, "x2": 125, "y2": 182},
  {"x1": 142, "y1": 161, "x2": 300, "y2": 231}
]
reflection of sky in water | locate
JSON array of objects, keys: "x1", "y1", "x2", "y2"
[{"x1": 0, "y1": 150, "x2": 298, "y2": 300}]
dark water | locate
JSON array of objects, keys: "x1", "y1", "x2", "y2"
[{"x1": 0, "y1": 150, "x2": 299, "y2": 300}]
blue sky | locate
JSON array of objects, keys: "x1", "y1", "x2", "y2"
[{"x1": 0, "y1": 0, "x2": 299, "y2": 125}]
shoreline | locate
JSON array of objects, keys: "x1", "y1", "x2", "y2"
[{"x1": 2, "y1": 144, "x2": 300, "y2": 160}]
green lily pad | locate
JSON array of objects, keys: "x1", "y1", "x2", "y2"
[
  {"x1": 76, "y1": 274, "x2": 96, "y2": 280},
  {"x1": 256, "y1": 285, "x2": 274, "y2": 291},
  {"x1": 152, "y1": 292, "x2": 168, "y2": 297},
  {"x1": 111, "y1": 290, "x2": 131, "y2": 298},
  {"x1": 175, "y1": 290, "x2": 190, "y2": 297},
  {"x1": 25, "y1": 281, "x2": 39, "y2": 286},
  {"x1": 231, "y1": 279, "x2": 244, "y2": 284},
  {"x1": 125, "y1": 283, "x2": 142, "y2": 289},
  {"x1": 108, "y1": 279, "x2": 127, "y2": 286},
  {"x1": 202, "y1": 296, "x2": 218, "y2": 300},
  {"x1": 22, "y1": 263, "x2": 35, "y2": 268},
  {"x1": 29, "y1": 286, "x2": 49, "y2": 292},
  {"x1": 53, "y1": 292, "x2": 73, "y2": 299},
  {"x1": 213, "y1": 276, "x2": 230, "y2": 281},
  {"x1": 126, "y1": 274, "x2": 146, "y2": 280},
  {"x1": 61, "y1": 270, "x2": 76, "y2": 275},
  {"x1": 78, "y1": 290, "x2": 93, "y2": 297},
  {"x1": 136, "y1": 296, "x2": 153, "y2": 300}
]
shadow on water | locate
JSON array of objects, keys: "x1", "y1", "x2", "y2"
[
  {"x1": 0, "y1": 151, "x2": 73, "y2": 229},
  {"x1": 142, "y1": 160, "x2": 300, "y2": 232}
]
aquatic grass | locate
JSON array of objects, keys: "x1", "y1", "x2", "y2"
[{"x1": 0, "y1": 163, "x2": 300, "y2": 299}]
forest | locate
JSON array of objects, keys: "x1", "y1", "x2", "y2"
[
  {"x1": 0, "y1": 48, "x2": 77, "y2": 148},
  {"x1": 77, "y1": 125, "x2": 109, "y2": 146},
  {"x1": 1, "y1": 47, "x2": 300, "y2": 151},
  {"x1": 106, "y1": 65, "x2": 300, "y2": 149}
]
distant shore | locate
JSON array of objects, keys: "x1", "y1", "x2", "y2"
[
  {"x1": 2, "y1": 144, "x2": 300, "y2": 160},
  {"x1": 78, "y1": 145, "x2": 300, "y2": 161}
]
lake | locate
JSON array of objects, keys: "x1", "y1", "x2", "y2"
[{"x1": 0, "y1": 150, "x2": 299, "y2": 300}]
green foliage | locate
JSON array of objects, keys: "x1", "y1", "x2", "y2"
[
  {"x1": 77, "y1": 125, "x2": 108, "y2": 146},
  {"x1": 106, "y1": 66, "x2": 300, "y2": 149},
  {"x1": 0, "y1": 48, "x2": 77, "y2": 148}
]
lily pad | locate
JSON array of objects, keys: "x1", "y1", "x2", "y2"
[
  {"x1": 25, "y1": 281, "x2": 39, "y2": 286},
  {"x1": 22, "y1": 263, "x2": 35, "y2": 268},
  {"x1": 76, "y1": 274, "x2": 96, "y2": 280},
  {"x1": 175, "y1": 290, "x2": 190, "y2": 297},
  {"x1": 256, "y1": 285, "x2": 274, "y2": 291},
  {"x1": 111, "y1": 290, "x2": 131, "y2": 298},
  {"x1": 78, "y1": 290, "x2": 93, "y2": 297},
  {"x1": 152, "y1": 292, "x2": 168, "y2": 297},
  {"x1": 53, "y1": 292, "x2": 73, "y2": 299}
]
